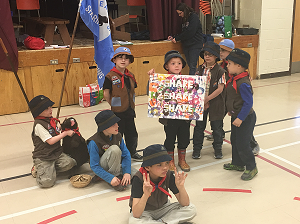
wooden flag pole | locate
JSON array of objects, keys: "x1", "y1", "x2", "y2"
[
  {"x1": 55, "y1": 5, "x2": 81, "y2": 119},
  {"x1": 0, "y1": 37, "x2": 29, "y2": 105}
]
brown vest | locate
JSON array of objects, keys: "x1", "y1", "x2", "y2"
[
  {"x1": 87, "y1": 132, "x2": 122, "y2": 157},
  {"x1": 196, "y1": 64, "x2": 226, "y2": 121},
  {"x1": 32, "y1": 119, "x2": 63, "y2": 160},
  {"x1": 105, "y1": 70, "x2": 136, "y2": 113},
  {"x1": 129, "y1": 170, "x2": 171, "y2": 211},
  {"x1": 226, "y1": 76, "x2": 254, "y2": 118}
]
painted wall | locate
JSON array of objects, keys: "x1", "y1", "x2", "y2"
[
  {"x1": 292, "y1": 0, "x2": 300, "y2": 62},
  {"x1": 258, "y1": 0, "x2": 294, "y2": 76}
]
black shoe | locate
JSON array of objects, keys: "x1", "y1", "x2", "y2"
[
  {"x1": 192, "y1": 150, "x2": 201, "y2": 159},
  {"x1": 131, "y1": 152, "x2": 143, "y2": 161},
  {"x1": 214, "y1": 151, "x2": 223, "y2": 159}
]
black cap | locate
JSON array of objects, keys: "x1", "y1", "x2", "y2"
[
  {"x1": 163, "y1": 50, "x2": 186, "y2": 71},
  {"x1": 141, "y1": 144, "x2": 172, "y2": 167},
  {"x1": 226, "y1": 48, "x2": 251, "y2": 69},
  {"x1": 200, "y1": 41, "x2": 220, "y2": 61},
  {"x1": 28, "y1": 95, "x2": 54, "y2": 118},
  {"x1": 95, "y1": 110, "x2": 121, "y2": 132}
]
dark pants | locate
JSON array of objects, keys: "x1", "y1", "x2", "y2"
[
  {"x1": 182, "y1": 46, "x2": 202, "y2": 75},
  {"x1": 231, "y1": 111, "x2": 256, "y2": 170},
  {"x1": 250, "y1": 135, "x2": 259, "y2": 149},
  {"x1": 116, "y1": 114, "x2": 138, "y2": 156},
  {"x1": 193, "y1": 109, "x2": 223, "y2": 153},
  {"x1": 164, "y1": 119, "x2": 190, "y2": 151}
]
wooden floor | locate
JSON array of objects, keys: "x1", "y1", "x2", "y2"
[{"x1": 1, "y1": 74, "x2": 300, "y2": 224}]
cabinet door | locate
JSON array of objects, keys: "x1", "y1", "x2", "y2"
[{"x1": 0, "y1": 68, "x2": 29, "y2": 115}]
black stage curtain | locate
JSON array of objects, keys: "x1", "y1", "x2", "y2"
[{"x1": 145, "y1": 0, "x2": 200, "y2": 41}]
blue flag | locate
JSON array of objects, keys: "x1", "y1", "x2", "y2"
[{"x1": 80, "y1": 0, "x2": 114, "y2": 88}]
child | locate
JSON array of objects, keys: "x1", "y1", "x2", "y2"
[
  {"x1": 87, "y1": 110, "x2": 135, "y2": 191},
  {"x1": 206, "y1": 39, "x2": 260, "y2": 156},
  {"x1": 223, "y1": 48, "x2": 258, "y2": 180},
  {"x1": 147, "y1": 50, "x2": 191, "y2": 172},
  {"x1": 29, "y1": 95, "x2": 76, "y2": 188},
  {"x1": 103, "y1": 47, "x2": 142, "y2": 162},
  {"x1": 192, "y1": 41, "x2": 226, "y2": 159},
  {"x1": 129, "y1": 144, "x2": 196, "y2": 223}
]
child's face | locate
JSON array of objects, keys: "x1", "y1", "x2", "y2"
[
  {"x1": 204, "y1": 51, "x2": 217, "y2": 65},
  {"x1": 113, "y1": 54, "x2": 131, "y2": 71},
  {"x1": 103, "y1": 122, "x2": 119, "y2": 136},
  {"x1": 165, "y1": 58, "x2": 183, "y2": 74},
  {"x1": 220, "y1": 48, "x2": 231, "y2": 60},
  {"x1": 145, "y1": 161, "x2": 170, "y2": 180},
  {"x1": 39, "y1": 106, "x2": 53, "y2": 117},
  {"x1": 227, "y1": 60, "x2": 242, "y2": 75}
]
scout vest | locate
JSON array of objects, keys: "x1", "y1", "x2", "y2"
[
  {"x1": 105, "y1": 70, "x2": 136, "y2": 113},
  {"x1": 87, "y1": 132, "x2": 122, "y2": 157},
  {"x1": 32, "y1": 119, "x2": 63, "y2": 160},
  {"x1": 196, "y1": 63, "x2": 226, "y2": 121},
  {"x1": 129, "y1": 170, "x2": 171, "y2": 211},
  {"x1": 226, "y1": 76, "x2": 254, "y2": 118}
]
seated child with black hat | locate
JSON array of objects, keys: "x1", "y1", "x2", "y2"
[
  {"x1": 192, "y1": 41, "x2": 226, "y2": 160},
  {"x1": 87, "y1": 110, "x2": 135, "y2": 191},
  {"x1": 129, "y1": 144, "x2": 196, "y2": 223},
  {"x1": 147, "y1": 50, "x2": 191, "y2": 173},
  {"x1": 29, "y1": 95, "x2": 77, "y2": 188},
  {"x1": 223, "y1": 48, "x2": 258, "y2": 181}
]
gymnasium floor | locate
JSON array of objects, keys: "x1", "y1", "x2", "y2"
[{"x1": 1, "y1": 73, "x2": 300, "y2": 224}]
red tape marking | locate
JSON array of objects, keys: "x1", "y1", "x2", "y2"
[
  {"x1": 37, "y1": 210, "x2": 77, "y2": 224},
  {"x1": 203, "y1": 188, "x2": 252, "y2": 193},
  {"x1": 294, "y1": 197, "x2": 300, "y2": 201},
  {"x1": 116, "y1": 195, "x2": 131, "y2": 201}
]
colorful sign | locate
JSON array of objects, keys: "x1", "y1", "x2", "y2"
[{"x1": 148, "y1": 73, "x2": 207, "y2": 121}]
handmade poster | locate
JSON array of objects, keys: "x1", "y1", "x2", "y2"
[{"x1": 148, "y1": 73, "x2": 206, "y2": 121}]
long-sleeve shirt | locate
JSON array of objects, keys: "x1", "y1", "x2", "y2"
[
  {"x1": 237, "y1": 83, "x2": 253, "y2": 121},
  {"x1": 87, "y1": 137, "x2": 131, "y2": 183}
]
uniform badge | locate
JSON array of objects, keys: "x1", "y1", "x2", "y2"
[{"x1": 102, "y1": 144, "x2": 110, "y2": 150}]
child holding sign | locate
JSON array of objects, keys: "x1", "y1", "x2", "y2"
[{"x1": 147, "y1": 51, "x2": 191, "y2": 172}]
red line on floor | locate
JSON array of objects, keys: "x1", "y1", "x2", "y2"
[
  {"x1": 203, "y1": 188, "x2": 252, "y2": 193},
  {"x1": 116, "y1": 196, "x2": 131, "y2": 201},
  {"x1": 294, "y1": 197, "x2": 300, "y2": 201},
  {"x1": 37, "y1": 210, "x2": 77, "y2": 224}
]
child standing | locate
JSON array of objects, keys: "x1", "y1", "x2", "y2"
[
  {"x1": 223, "y1": 49, "x2": 258, "y2": 180},
  {"x1": 87, "y1": 110, "x2": 135, "y2": 191},
  {"x1": 29, "y1": 95, "x2": 76, "y2": 188},
  {"x1": 148, "y1": 50, "x2": 191, "y2": 172},
  {"x1": 103, "y1": 47, "x2": 142, "y2": 161},
  {"x1": 129, "y1": 144, "x2": 196, "y2": 223},
  {"x1": 192, "y1": 41, "x2": 226, "y2": 159}
]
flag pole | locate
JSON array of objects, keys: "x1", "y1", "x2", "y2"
[
  {"x1": 56, "y1": 1, "x2": 82, "y2": 119},
  {"x1": 0, "y1": 38, "x2": 29, "y2": 105}
]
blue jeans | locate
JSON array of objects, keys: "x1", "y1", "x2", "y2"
[{"x1": 182, "y1": 46, "x2": 202, "y2": 75}]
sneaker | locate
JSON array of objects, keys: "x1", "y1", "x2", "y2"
[
  {"x1": 223, "y1": 163, "x2": 245, "y2": 171},
  {"x1": 192, "y1": 150, "x2": 201, "y2": 159},
  {"x1": 241, "y1": 167, "x2": 258, "y2": 180},
  {"x1": 214, "y1": 152, "x2": 223, "y2": 159},
  {"x1": 92, "y1": 175, "x2": 103, "y2": 183},
  {"x1": 252, "y1": 144, "x2": 260, "y2": 156},
  {"x1": 131, "y1": 152, "x2": 143, "y2": 162},
  {"x1": 31, "y1": 165, "x2": 37, "y2": 178},
  {"x1": 206, "y1": 134, "x2": 214, "y2": 141}
]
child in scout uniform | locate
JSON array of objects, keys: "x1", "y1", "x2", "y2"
[
  {"x1": 147, "y1": 50, "x2": 191, "y2": 172},
  {"x1": 206, "y1": 39, "x2": 260, "y2": 156},
  {"x1": 87, "y1": 110, "x2": 135, "y2": 191},
  {"x1": 29, "y1": 95, "x2": 76, "y2": 188},
  {"x1": 192, "y1": 41, "x2": 226, "y2": 159},
  {"x1": 223, "y1": 48, "x2": 258, "y2": 180},
  {"x1": 103, "y1": 47, "x2": 142, "y2": 162},
  {"x1": 129, "y1": 144, "x2": 196, "y2": 223}
]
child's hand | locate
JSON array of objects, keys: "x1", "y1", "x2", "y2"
[
  {"x1": 65, "y1": 130, "x2": 74, "y2": 137},
  {"x1": 147, "y1": 68, "x2": 155, "y2": 76},
  {"x1": 174, "y1": 167, "x2": 187, "y2": 188},
  {"x1": 142, "y1": 172, "x2": 153, "y2": 197},
  {"x1": 111, "y1": 176, "x2": 121, "y2": 186},
  {"x1": 204, "y1": 102, "x2": 210, "y2": 110},
  {"x1": 121, "y1": 173, "x2": 131, "y2": 186},
  {"x1": 232, "y1": 118, "x2": 242, "y2": 127},
  {"x1": 167, "y1": 36, "x2": 173, "y2": 41}
]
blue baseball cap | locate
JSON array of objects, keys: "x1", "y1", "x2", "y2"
[
  {"x1": 219, "y1": 39, "x2": 235, "y2": 52},
  {"x1": 111, "y1": 47, "x2": 134, "y2": 63}
]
